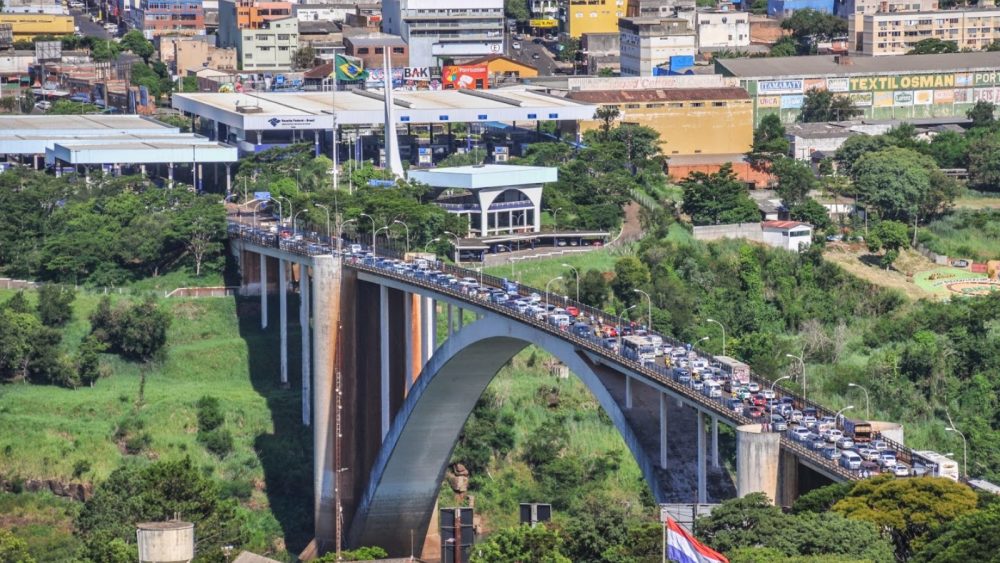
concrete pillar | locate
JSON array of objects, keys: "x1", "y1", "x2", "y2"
[
  {"x1": 736, "y1": 424, "x2": 781, "y2": 504},
  {"x1": 421, "y1": 297, "x2": 434, "y2": 362},
  {"x1": 659, "y1": 392, "x2": 668, "y2": 470},
  {"x1": 279, "y1": 258, "x2": 288, "y2": 387},
  {"x1": 168, "y1": 162, "x2": 173, "y2": 187},
  {"x1": 311, "y1": 255, "x2": 339, "y2": 549},
  {"x1": 300, "y1": 265, "x2": 311, "y2": 426},
  {"x1": 404, "y1": 292, "x2": 414, "y2": 393},
  {"x1": 457, "y1": 308, "x2": 464, "y2": 329},
  {"x1": 697, "y1": 412, "x2": 707, "y2": 503},
  {"x1": 625, "y1": 376, "x2": 632, "y2": 409},
  {"x1": 712, "y1": 417, "x2": 720, "y2": 469},
  {"x1": 260, "y1": 253, "x2": 268, "y2": 329},
  {"x1": 225, "y1": 164, "x2": 232, "y2": 197},
  {"x1": 778, "y1": 449, "x2": 800, "y2": 508},
  {"x1": 447, "y1": 303, "x2": 453, "y2": 336},
  {"x1": 380, "y1": 285, "x2": 390, "y2": 441}
]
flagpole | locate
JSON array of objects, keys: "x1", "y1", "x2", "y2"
[
  {"x1": 663, "y1": 516, "x2": 667, "y2": 563},
  {"x1": 332, "y1": 60, "x2": 339, "y2": 192}
]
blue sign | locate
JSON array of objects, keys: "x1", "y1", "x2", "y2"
[
  {"x1": 254, "y1": 191, "x2": 271, "y2": 202},
  {"x1": 368, "y1": 179, "x2": 396, "y2": 187}
]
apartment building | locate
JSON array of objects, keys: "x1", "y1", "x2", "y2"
[
  {"x1": 568, "y1": 0, "x2": 625, "y2": 38},
  {"x1": 626, "y1": 0, "x2": 695, "y2": 18},
  {"x1": 234, "y1": 14, "x2": 297, "y2": 70},
  {"x1": 163, "y1": 36, "x2": 237, "y2": 73},
  {"x1": 619, "y1": 16, "x2": 695, "y2": 76},
  {"x1": 381, "y1": 0, "x2": 503, "y2": 68},
  {"x1": 344, "y1": 32, "x2": 408, "y2": 68},
  {"x1": 843, "y1": 0, "x2": 938, "y2": 51},
  {"x1": 132, "y1": 0, "x2": 205, "y2": 40},
  {"x1": 861, "y1": 8, "x2": 1000, "y2": 55},
  {"x1": 2, "y1": 0, "x2": 67, "y2": 15},
  {"x1": 218, "y1": 0, "x2": 291, "y2": 48},
  {"x1": 0, "y1": 13, "x2": 73, "y2": 39}
]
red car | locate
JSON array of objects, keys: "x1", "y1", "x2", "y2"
[
  {"x1": 750, "y1": 395, "x2": 767, "y2": 408},
  {"x1": 748, "y1": 407, "x2": 765, "y2": 418},
  {"x1": 566, "y1": 306, "x2": 580, "y2": 317}
]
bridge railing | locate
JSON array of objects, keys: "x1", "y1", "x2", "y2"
[{"x1": 228, "y1": 222, "x2": 898, "y2": 482}]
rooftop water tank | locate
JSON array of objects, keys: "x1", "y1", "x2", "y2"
[{"x1": 136, "y1": 521, "x2": 195, "y2": 563}]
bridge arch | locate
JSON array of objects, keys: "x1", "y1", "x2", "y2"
[{"x1": 347, "y1": 314, "x2": 662, "y2": 555}]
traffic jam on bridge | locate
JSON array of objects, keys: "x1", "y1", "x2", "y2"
[{"x1": 228, "y1": 220, "x2": 961, "y2": 485}]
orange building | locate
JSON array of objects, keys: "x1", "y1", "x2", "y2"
[
  {"x1": 465, "y1": 55, "x2": 539, "y2": 84},
  {"x1": 218, "y1": 0, "x2": 291, "y2": 49}
]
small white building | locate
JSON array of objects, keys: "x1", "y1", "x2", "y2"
[
  {"x1": 695, "y1": 10, "x2": 749, "y2": 49},
  {"x1": 408, "y1": 164, "x2": 557, "y2": 238},
  {"x1": 619, "y1": 16, "x2": 696, "y2": 76},
  {"x1": 761, "y1": 220, "x2": 812, "y2": 252}
]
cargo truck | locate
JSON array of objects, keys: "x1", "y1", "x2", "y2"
[{"x1": 843, "y1": 419, "x2": 873, "y2": 443}]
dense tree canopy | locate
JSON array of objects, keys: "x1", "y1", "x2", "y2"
[
  {"x1": 470, "y1": 524, "x2": 571, "y2": 563},
  {"x1": 748, "y1": 114, "x2": 791, "y2": 169},
  {"x1": 907, "y1": 38, "x2": 958, "y2": 54},
  {"x1": 799, "y1": 88, "x2": 863, "y2": 122},
  {"x1": 680, "y1": 163, "x2": 760, "y2": 226}
]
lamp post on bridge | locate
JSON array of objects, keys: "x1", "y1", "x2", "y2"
[
  {"x1": 617, "y1": 304, "x2": 636, "y2": 351},
  {"x1": 393, "y1": 219, "x2": 410, "y2": 254},
  {"x1": 251, "y1": 200, "x2": 266, "y2": 229},
  {"x1": 269, "y1": 197, "x2": 283, "y2": 225},
  {"x1": 425, "y1": 237, "x2": 441, "y2": 253},
  {"x1": 443, "y1": 231, "x2": 461, "y2": 264},
  {"x1": 705, "y1": 318, "x2": 726, "y2": 357},
  {"x1": 562, "y1": 263, "x2": 579, "y2": 302},
  {"x1": 786, "y1": 353, "x2": 807, "y2": 404},
  {"x1": 277, "y1": 196, "x2": 293, "y2": 227},
  {"x1": 360, "y1": 213, "x2": 376, "y2": 251},
  {"x1": 634, "y1": 289, "x2": 652, "y2": 331},
  {"x1": 544, "y1": 275, "x2": 563, "y2": 316},
  {"x1": 771, "y1": 375, "x2": 791, "y2": 394},
  {"x1": 292, "y1": 210, "x2": 307, "y2": 234},
  {"x1": 314, "y1": 203, "x2": 331, "y2": 245},
  {"x1": 945, "y1": 426, "x2": 968, "y2": 479},
  {"x1": 374, "y1": 226, "x2": 390, "y2": 255},
  {"x1": 848, "y1": 383, "x2": 870, "y2": 420},
  {"x1": 834, "y1": 405, "x2": 854, "y2": 427}
]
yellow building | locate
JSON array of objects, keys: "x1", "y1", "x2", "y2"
[
  {"x1": 567, "y1": 0, "x2": 624, "y2": 38},
  {"x1": 567, "y1": 87, "x2": 754, "y2": 156},
  {"x1": 0, "y1": 14, "x2": 74, "y2": 40},
  {"x1": 466, "y1": 55, "x2": 539, "y2": 82}
]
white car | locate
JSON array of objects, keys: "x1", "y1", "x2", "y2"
[
  {"x1": 512, "y1": 41, "x2": 521, "y2": 49},
  {"x1": 824, "y1": 429, "x2": 844, "y2": 443},
  {"x1": 34, "y1": 100, "x2": 51, "y2": 111},
  {"x1": 893, "y1": 463, "x2": 910, "y2": 477}
]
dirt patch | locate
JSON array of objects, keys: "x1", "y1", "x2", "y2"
[{"x1": 823, "y1": 245, "x2": 938, "y2": 301}]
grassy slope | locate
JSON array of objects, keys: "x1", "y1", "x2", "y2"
[{"x1": 0, "y1": 290, "x2": 310, "y2": 561}]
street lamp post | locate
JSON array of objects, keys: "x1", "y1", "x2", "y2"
[
  {"x1": 544, "y1": 276, "x2": 563, "y2": 315},
  {"x1": 269, "y1": 198, "x2": 283, "y2": 224},
  {"x1": 945, "y1": 426, "x2": 968, "y2": 479},
  {"x1": 634, "y1": 289, "x2": 652, "y2": 331},
  {"x1": 278, "y1": 196, "x2": 293, "y2": 227},
  {"x1": 834, "y1": 406, "x2": 855, "y2": 427},
  {"x1": 706, "y1": 318, "x2": 726, "y2": 357},
  {"x1": 786, "y1": 353, "x2": 806, "y2": 403},
  {"x1": 250, "y1": 200, "x2": 266, "y2": 228},
  {"x1": 444, "y1": 231, "x2": 461, "y2": 264},
  {"x1": 374, "y1": 226, "x2": 390, "y2": 254},
  {"x1": 770, "y1": 375, "x2": 791, "y2": 394},
  {"x1": 359, "y1": 213, "x2": 376, "y2": 250},
  {"x1": 617, "y1": 304, "x2": 637, "y2": 351},
  {"x1": 292, "y1": 209, "x2": 307, "y2": 234},
  {"x1": 425, "y1": 237, "x2": 441, "y2": 253},
  {"x1": 393, "y1": 220, "x2": 410, "y2": 254},
  {"x1": 561, "y1": 263, "x2": 579, "y2": 302},
  {"x1": 848, "y1": 383, "x2": 871, "y2": 420},
  {"x1": 315, "y1": 204, "x2": 331, "y2": 244},
  {"x1": 547, "y1": 207, "x2": 562, "y2": 230}
]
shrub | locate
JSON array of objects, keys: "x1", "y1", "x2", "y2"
[
  {"x1": 72, "y1": 459, "x2": 92, "y2": 479},
  {"x1": 200, "y1": 428, "x2": 234, "y2": 458},
  {"x1": 196, "y1": 396, "x2": 224, "y2": 433}
]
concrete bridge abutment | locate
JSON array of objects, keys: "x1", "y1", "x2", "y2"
[{"x1": 736, "y1": 424, "x2": 781, "y2": 504}]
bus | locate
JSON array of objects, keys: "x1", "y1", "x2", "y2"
[
  {"x1": 622, "y1": 335, "x2": 656, "y2": 364},
  {"x1": 715, "y1": 356, "x2": 750, "y2": 385}
]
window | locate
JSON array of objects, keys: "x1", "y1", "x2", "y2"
[
  {"x1": 690, "y1": 102, "x2": 704, "y2": 107},
  {"x1": 277, "y1": 34, "x2": 289, "y2": 40},
  {"x1": 393, "y1": 47, "x2": 404, "y2": 53},
  {"x1": 645, "y1": 103, "x2": 663, "y2": 108},
  {"x1": 279, "y1": 46, "x2": 288, "y2": 50},
  {"x1": 712, "y1": 101, "x2": 726, "y2": 107},
  {"x1": 668, "y1": 102, "x2": 683, "y2": 108},
  {"x1": 375, "y1": 47, "x2": 384, "y2": 53},
  {"x1": 625, "y1": 103, "x2": 640, "y2": 109},
  {"x1": 357, "y1": 47, "x2": 369, "y2": 54}
]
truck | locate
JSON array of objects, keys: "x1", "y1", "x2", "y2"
[
  {"x1": 715, "y1": 356, "x2": 750, "y2": 385},
  {"x1": 912, "y1": 450, "x2": 960, "y2": 481},
  {"x1": 622, "y1": 335, "x2": 656, "y2": 363},
  {"x1": 500, "y1": 278, "x2": 520, "y2": 296},
  {"x1": 404, "y1": 252, "x2": 437, "y2": 269},
  {"x1": 843, "y1": 419, "x2": 874, "y2": 443}
]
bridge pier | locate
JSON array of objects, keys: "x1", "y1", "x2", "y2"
[
  {"x1": 421, "y1": 297, "x2": 434, "y2": 362},
  {"x1": 446, "y1": 304, "x2": 453, "y2": 336},
  {"x1": 260, "y1": 253, "x2": 268, "y2": 329},
  {"x1": 711, "y1": 417, "x2": 719, "y2": 469},
  {"x1": 279, "y1": 258, "x2": 288, "y2": 387},
  {"x1": 404, "y1": 292, "x2": 414, "y2": 395},
  {"x1": 457, "y1": 307, "x2": 464, "y2": 329},
  {"x1": 380, "y1": 285, "x2": 390, "y2": 441},
  {"x1": 697, "y1": 412, "x2": 707, "y2": 503},
  {"x1": 311, "y1": 255, "x2": 341, "y2": 552},
  {"x1": 626, "y1": 376, "x2": 633, "y2": 409},
  {"x1": 659, "y1": 392, "x2": 668, "y2": 469},
  {"x1": 301, "y1": 264, "x2": 311, "y2": 426},
  {"x1": 736, "y1": 424, "x2": 780, "y2": 504}
]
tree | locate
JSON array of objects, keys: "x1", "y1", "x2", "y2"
[
  {"x1": 90, "y1": 297, "x2": 172, "y2": 362},
  {"x1": 799, "y1": 88, "x2": 862, "y2": 122},
  {"x1": 832, "y1": 476, "x2": 978, "y2": 561},
  {"x1": 967, "y1": 131, "x2": 1000, "y2": 191},
  {"x1": 967, "y1": 101, "x2": 996, "y2": 129},
  {"x1": 851, "y1": 147, "x2": 951, "y2": 222},
  {"x1": 76, "y1": 335, "x2": 107, "y2": 387},
  {"x1": 317, "y1": 547, "x2": 389, "y2": 562},
  {"x1": 771, "y1": 156, "x2": 816, "y2": 208},
  {"x1": 611, "y1": 256, "x2": 650, "y2": 306},
  {"x1": 926, "y1": 130, "x2": 969, "y2": 168},
  {"x1": 76, "y1": 458, "x2": 246, "y2": 562},
  {"x1": 119, "y1": 30, "x2": 154, "y2": 63},
  {"x1": 790, "y1": 198, "x2": 832, "y2": 232},
  {"x1": 781, "y1": 9, "x2": 848, "y2": 41},
  {"x1": 792, "y1": 481, "x2": 854, "y2": 514},
  {"x1": 292, "y1": 46, "x2": 316, "y2": 70},
  {"x1": 748, "y1": 114, "x2": 790, "y2": 169},
  {"x1": 578, "y1": 269, "x2": 610, "y2": 307},
  {"x1": 866, "y1": 220, "x2": 910, "y2": 269},
  {"x1": 913, "y1": 502, "x2": 1000, "y2": 563},
  {"x1": 0, "y1": 529, "x2": 35, "y2": 563},
  {"x1": 36, "y1": 284, "x2": 74, "y2": 327},
  {"x1": 504, "y1": 0, "x2": 529, "y2": 21},
  {"x1": 769, "y1": 37, "x2": 798, "y2": 57},
  {"x1": 470, "y1": 524, "x2": 571, "y2": 563},
  {"x1": 173, "y1": 193, "x2": 226, "y2": 276},
  {"x1": 181, "y1": 75, "x2": 198, "y2": 93},
  {"x1": 680, "y1": 163, "x2": 760, "y2": 225},
  {"x1": 907, "y1": 38, "x2": 958, "y2": 54},
  {"x1": 834, "y1": 135, "x2": 890, "y2": 177},
  {"x1": 48, "y1": 100, "x2": 100, "y2": 114},
  {"x1": 595, "y1": 105, "x2": 621, "y2": 139}
]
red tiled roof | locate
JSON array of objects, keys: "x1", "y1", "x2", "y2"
[
  {"x1": 566, "y1": 87, "x2": 750, "y2": 103},
  {"x1": 303, "y1": 62, "x2": 333, "y2": 79},
  {"x1": 761, "y1": 220, "x2": 810, "y2": 229}
]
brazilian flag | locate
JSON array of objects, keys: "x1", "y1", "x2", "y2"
[{"x1": 334, "y1": 54, "x2": 368, "y2": 82}]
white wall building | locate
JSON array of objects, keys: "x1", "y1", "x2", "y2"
[
  {"x1": 409, "y1": 165, "x2": 557, "y2": 237},
  {"x1": 293, "y1": 3, "x2": 354, "y2": 23},
  {"x1": 761, "y1": 220, "x2": 812, "y2": 252},
  {"x1": 236, "y1": 15, "x2": 298, "y2": 71},
  {"x1": 619, "y1": 16, "x2": 695, "y2": 76},
  {"x1": 381, "y1": 0, "x2": 504, "y2": 68},
  {"x1": 696, "y1": 10, "x2": 749, "y2": 49}
]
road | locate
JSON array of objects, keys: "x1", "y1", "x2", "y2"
[
  {"x1": 509, "y1": 36, "x2": 559, "y2": 76},
  {"x1": 70, "y1": 7, "x2": 112, "y2": 40}
]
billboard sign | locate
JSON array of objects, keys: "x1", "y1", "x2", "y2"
[
  {"x1": 530, "y1": 18, "x2": 558, "y2": 28},
  {"x1": 757, "y1": 79, "x2": 803, "y2": 94},
  {"x1": 848, "y1": 92, "x2": 873, "y2": 107},
  {"x1": 442, "y1": 65, "x2": 489, "y2": 90}
]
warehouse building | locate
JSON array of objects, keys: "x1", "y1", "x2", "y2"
[{"x1": 715, "y1": 52, "x2": 1000, "y2": 125}]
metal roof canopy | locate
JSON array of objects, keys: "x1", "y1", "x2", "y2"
[
  {"x1": 409, "y1": 164, "x2": 558, "y2": 190},
  {"x1": 0, "y1": 114, "x2": 177, "y2": 137},
  {"x1": 716, "y1": 51, "x2": 1000, "y2": 79},
  {"x1": 48, "y1": 141, "x2": 238, "y2": 165},
  {"x1": 171, "y1": 87, "x2": 598, "y2": 131},
  {"x1": 2, "y1": 133, "x2": 217, "y2": 156}
]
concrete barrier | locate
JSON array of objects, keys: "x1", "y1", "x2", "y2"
[
  {"x1": 693, "y1": 223, "x2": 764, "y2": 243},
  {"x1": 736, "y1": 424, "x2": 780, "y2": 504}
]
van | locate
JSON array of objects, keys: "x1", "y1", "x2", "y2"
[
  {"x1": 349, "y1": 243, "x2": 363, "y2": 254},
  {"x1": 547, "y1": 314, "x2": 571, "y2": 330},
  {"x1": 703, "y1": 380, "x2": 722, "y2": 398},
  {"x1": 840, "y1": 451, "x2": 863, "y2": 470}
]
